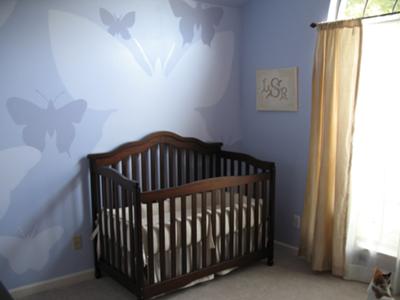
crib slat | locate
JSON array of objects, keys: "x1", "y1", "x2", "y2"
[
  {"x1": 201, "y1": 192, "x2": 207, "y2": 267},
  {"x1": 147, "y1": 202, "x2": 154, "y2": 284},
  {"x1": 159, "y1": 199, "x2": 166, "y2": 281},
  {"x1": 121, "y1": 189, "x2": 128, "y2": 274},
  {"x1": 254, "y1": 182, "x2": 260, "y2": 251},
  {"x1": 114, "y1": 183, "x2": 122, "y2": 271},
  {"x1": 170, "y1": 197, "x2": 177, "y2": 278},
  {"x1": 102, "y1": 177, "x2": 110, "y2": 264},
  {"x1": 208, "y1": 155, "x2": 213, "y2": 179},
  {"x1": 211, "y1": 190, "x2": 217, "y2": 264},
  {"x1": 168, "y1": 146, "x2": 174, "y2": 188},
  {"x1": 186, "y1": 150, "x2": 190, "y2": 183},
  {"x1": 216, "y1": 155, "x2": 221, "y2": 177},
  {"x1": 177, "y1": 149, "x2": 183, "y2": 186},
  {"x1": 223, "y1": 158, "x2": 228, "y2": 176},
  {"x1": 160, "y1": 144, "x2": 165, "y2": 189},
  {"x1": 181, "y1": 196, "x2": 187, "y2": 274},
  {"x1": 231, "y1": 159, "x2": 235, "y2": 176},
  {"x1": 151, "y1": 146, "x2": 157, "y2": 190},
  {"x1": 268, "y1": 174, "x2": 276, "y2": 263},
  {"x1": 221, "y1": 188, "x2": 226, "y2": 261},
  {"x1": 127, "y1": 190, "x2": 135, "y2": 279},
  {"x1": 229, "y1": 187, "x2": 234, "y2": 259},
  {"x1": 122, "y1": 158, "x2": 129, "y2": 178},
  {"x1": 238, "y1": 184, "x2": 243, "y2": 257},
  {"x1": 194, "y1": 152, "x2": 198, "y2": 181},
  {"x1": 142, "y1": 152, "x2": 148, "y2": 192},
  {"x1": 109, "y1": 179, "x2": 116, "y2": 267},
  {"x1": 202, "y1": 155, "x2": 206, "y2": 179},
  {"x1": 262, "y1": 180, "x2": 268, "y2": 249},
  {"x1": 131, "y1": 155, "x2": 137, "y2": 181},
  {"x1": 246, "y1": 183, "x2": 252, "y2": 254},
  {"x1": 191, "y1": 193, "x2": 197, "y2": 271}
]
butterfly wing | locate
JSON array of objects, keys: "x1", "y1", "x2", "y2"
[
  {"x1": 0, "y1": 236, "x2": 29, "y2": 274},
  {"x1": 0, "y1": 146, "x2": 41, "y2": 218},
  {"x1": 30, "y1": 226, "x2": 64, "y2": 272},
  {"x1": 99, "y1": 8, "x2": 115, "y2": 26},
  {"x1": 6, "y1": 97, "x2": 43, "y2": 125},
  {"x1": 113, "y1": 12, "x2": 136, "y2": 40},
  {"x1": 57, "y1": 99, "x2": 87, "y2": 124},
  {"x1": 54, "y1": 100, "x2": 87, "y2": 153},
  {"x1": 169, "y1": 0, "x2": 196, "y2": 44},
  {"x1": 7, "y1": 97, "x2": 49, "y2": 151},
  {"x1": 120, "y1": 11, "x2": 135, "y2": 28},
  {"x1": 200, "y1": 7, "x2": 223, "y2": 46}
]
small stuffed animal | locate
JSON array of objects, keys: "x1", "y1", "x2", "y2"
[{"x1": 367, "y1": 268, "x2": 394, "y2": 300}]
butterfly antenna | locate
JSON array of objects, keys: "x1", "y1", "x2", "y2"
[
  {"x1": 133, "y1": 38, "x2": 154, "y2": 74},
  {"x1": 54, "y1": 91, "x2": 65, "y2": 104},
  {"x1": 164, "y1": 42, "x2": 176, "y2": 70},
  {"x1": 36, "y1": 89, "x2": 50, "y2": 104}
]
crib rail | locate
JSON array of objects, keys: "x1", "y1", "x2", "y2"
[
  {"x1": 90, "y1": 166, "x2": 144, "y2": 295},
  {"x1": 140, "y1": 173, "x2": 273, "y2": 298}
]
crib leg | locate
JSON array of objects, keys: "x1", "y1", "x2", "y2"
[
  {"x1": 267, "y1": 241, "x2": 274, "y2": 266},
  {"x1": 95, "y1": 266, "x2": 102, "y2": 279}
]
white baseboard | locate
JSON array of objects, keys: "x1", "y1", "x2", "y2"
[
  {"x1": 10, "y1": 269, "x2": 94, "y2": 299},
  {"x1": 274, "y1": 240, "x2": 299, "y2": 253}
]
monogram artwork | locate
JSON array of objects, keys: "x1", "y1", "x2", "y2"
[{"x1": 256, "y1": 67, "x2": 298, "y2": 111}]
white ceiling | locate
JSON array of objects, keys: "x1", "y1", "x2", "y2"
[{"x1": 195, "y1": 0, "x2": 251, "y2": 7}]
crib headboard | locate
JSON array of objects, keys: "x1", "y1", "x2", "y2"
[{"x1": 88, "y1": 131, "x2": 223, "y2": 192}]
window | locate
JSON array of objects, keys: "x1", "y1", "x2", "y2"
[
  {"x1": 329, "y1": 0, "x2": 400, "y2": 257},
  {"x1": 338, "y1": 0, "x2": 399, "y2": 19}
]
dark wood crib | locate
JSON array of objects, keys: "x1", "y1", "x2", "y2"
[{"x1": 88, "y1": 131, "x2": 275, "y2": 299}]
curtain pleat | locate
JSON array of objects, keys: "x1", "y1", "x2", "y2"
[{"x1": 299, "y1": 20, "x2": 363, "y2": 276}]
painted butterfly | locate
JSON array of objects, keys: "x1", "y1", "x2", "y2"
[
  {"x1": 99, "y1": 8, "x2": 135, "y2": 40},
  {"x1": 0, "y1": 226, "x2": 63, "y2": 274},
  {"x1": 169, "y1": 0, "x2": 224, "y2": 46},
  {"x1": 6, "y1": 92, "x2": 87, "y2": 154},
  {"x1": 0, "y1": 146, "x2": 41, "y2": 219}
]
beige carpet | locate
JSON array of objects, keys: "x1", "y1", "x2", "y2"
[{"x1": 20, "y1": 245, "x2": 381, "y2": 300}]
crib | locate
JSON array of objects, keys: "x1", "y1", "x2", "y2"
[{"x1": 88, "y1": 131, "x2": 275, "y2": 299}]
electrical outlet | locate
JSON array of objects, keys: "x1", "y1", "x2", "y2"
[
  {"x1": 73, "y1": 235, "x2": 82, "y2": 250},
  {"x1": 292, "y1": 214, "x2": 301, "y2": 229}
]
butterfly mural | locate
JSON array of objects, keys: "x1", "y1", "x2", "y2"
[
  {"x1": 0, "y1": 146, "x2": 41, "y2": 220},
  {"x1": 0, "y1": 0, "x2": 17, "y2": 28},
  {"x1": 0, "y1": 226, "x2": 64, "y2": 274},
  {"x1": 99, "y1": 8, "x2": 135, "y2": 40},
  {"x1": 169, "y1": 0, "x2": 224, "y2": 46},
  {"x1": 48, "y1": 9, "x2": 234, "y2": 152},
  {"x1": 6, "y1": 93, "x2": 87, "y2": 154}
]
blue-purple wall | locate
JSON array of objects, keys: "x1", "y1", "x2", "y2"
[
  {"x1": 240, "y1": 0, "x2": 330, "y2": 246},
  {"x1": 0, "y1": 0, "x2": 334, "y2": 291},
  {"x1": 0, "y1": 0, "x2": 242, "y2": 290}
]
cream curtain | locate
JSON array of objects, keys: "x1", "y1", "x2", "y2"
[
  {"x1": 344, "y1": 17, "x2": 400, "y2": 295},
  {"x1": 299, "y1": 20, "x2": 362, "y2": 276}
]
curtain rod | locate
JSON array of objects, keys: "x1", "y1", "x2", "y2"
[{"x1": 310, "y1": 10, "x2": 400, "y2": 28}]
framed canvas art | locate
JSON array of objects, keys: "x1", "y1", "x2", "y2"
[{"x1": 256, "y1": 67, "x2": 298, "y2": 111}]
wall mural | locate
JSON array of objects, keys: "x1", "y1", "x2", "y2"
[
  {"x1": 6, "y1": 93, "x2": 87, "y2": 154},
  {"x1": 0, "y1": 226, "x2": 64, "y2": 274},
  {"x1": 0, "y1": 0, "x2": 16, "y2": 28},
  {"x1": 0, "y1": 146, "x2": 41, "y2": 219},
  {"x1": 99, "y1": 8, "x2": 136, "y2": 40},
  {"x1": 0, "y1": 0, "x2": 240, "y2": 290},
  {"x1": 169, "y1": 0, "x2": 224, "y2": 45}
]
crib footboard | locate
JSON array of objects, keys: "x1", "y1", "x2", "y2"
[
  {"x1": 140, "y1": 173, "x2": 274, "y2": 299},
  {"x1": 90, "y1": 166, "x2": 145, "y2": 298}
]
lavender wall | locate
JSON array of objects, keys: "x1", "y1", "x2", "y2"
[
  {"x1": 240, "y1": 0, "x2": 330, "y2": 247},
  {"x1": 0, "y1": 0, "x2": 242, "y2": 290}
]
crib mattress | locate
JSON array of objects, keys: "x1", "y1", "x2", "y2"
[{"x1": 99, "y1": 192, "x2": 265, "y2": 256}]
